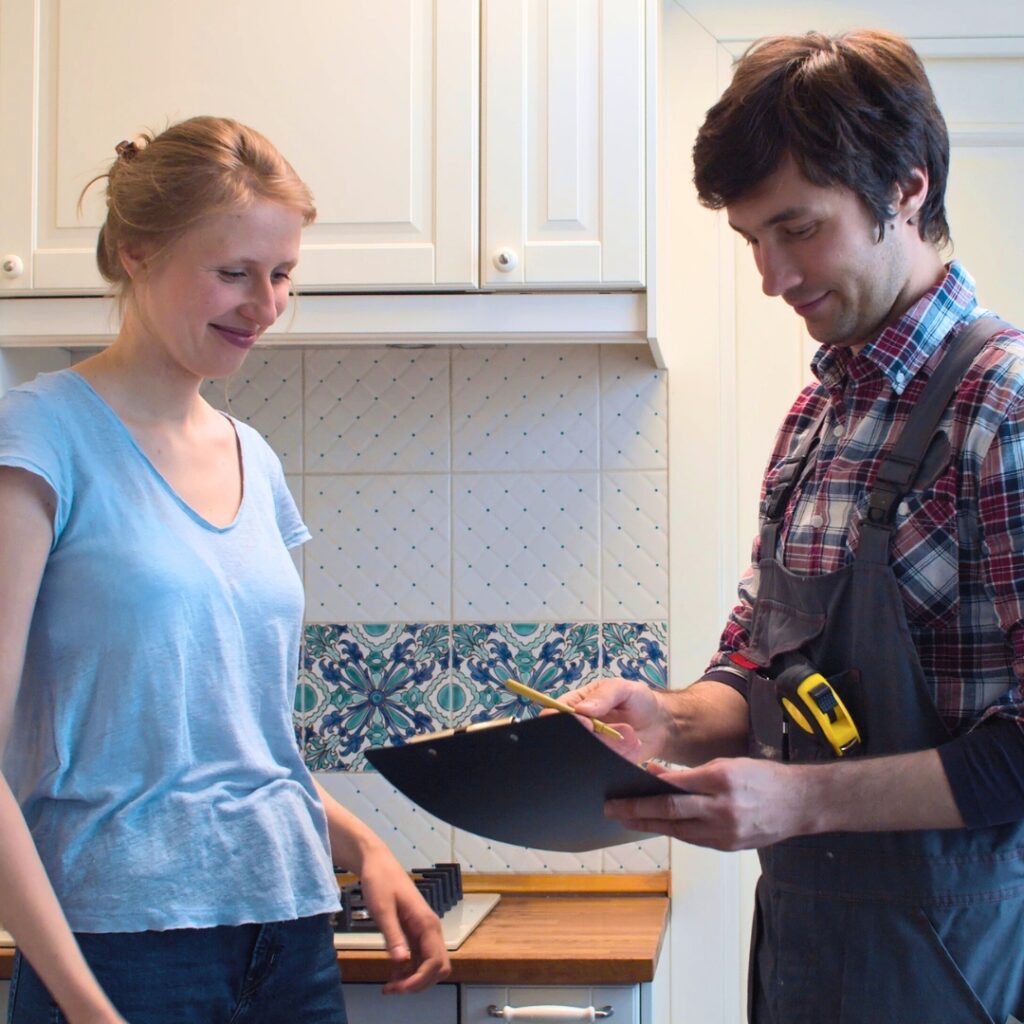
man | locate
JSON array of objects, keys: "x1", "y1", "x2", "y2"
[{"x1": 563, "y1": 30, "x2": 1024, "y2": 1024}]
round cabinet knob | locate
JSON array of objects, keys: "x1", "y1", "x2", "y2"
[
  {"x1": 492, "y1": 247, "x2": 519, "y2": 273},
  {"x1": 2, "y1": 255, "x2": 25, "y2": 279}
]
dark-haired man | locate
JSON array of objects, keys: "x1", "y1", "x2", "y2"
[{"x1": 564, "y1": 29, "x2": 1024, "y2": 1024}]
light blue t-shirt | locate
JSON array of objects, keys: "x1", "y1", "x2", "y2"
[{"x1": 0, "y1": 369, "x2": 340, "y2": 932}]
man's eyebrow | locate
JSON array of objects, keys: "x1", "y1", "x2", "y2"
[{"x1": 729, "y1": 207, "x2": 814, "y2": 234}]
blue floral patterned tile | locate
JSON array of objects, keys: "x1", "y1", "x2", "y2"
[
  {"x1": 452, "y1": 622, "x2": 600, "y2": 726},
  {"x1": 301, "y1": 623, "x2": 450, "y2": 771},
  {"x1": 602, "y1": 621, "x2": 668, "y2": 689}
]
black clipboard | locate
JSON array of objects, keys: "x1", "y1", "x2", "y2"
[{"x1": 365, "y1": 712, "x2": 686, "y2": 852}]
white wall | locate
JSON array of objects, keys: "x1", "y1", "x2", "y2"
[{"x1": 663, "y1": 2, "x2": 1024, "y2": 1020}]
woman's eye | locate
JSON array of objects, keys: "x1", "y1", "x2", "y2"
[{"x1": 218, "y1": 270, "x2": 246, "y2": 281}]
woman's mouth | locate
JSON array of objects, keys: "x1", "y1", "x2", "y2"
[{"x1": 211, "y1": 323, "x2": 259, "y2": 349}]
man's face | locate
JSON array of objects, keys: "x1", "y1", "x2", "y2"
[{"x1": 726, "y1": 156, "x2": 916, "y2": 352}]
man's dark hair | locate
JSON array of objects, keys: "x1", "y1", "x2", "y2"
[{"x1": 693, "y1": 30, "x2": 950, "y2": 247}]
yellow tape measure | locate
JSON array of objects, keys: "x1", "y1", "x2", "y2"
[{"x1": 780, "y1": 671, "x2": 861, "y2": 757}]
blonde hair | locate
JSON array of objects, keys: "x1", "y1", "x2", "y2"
[{"x1": 85, "y1": 116, "x2": 316, "y2": 303}]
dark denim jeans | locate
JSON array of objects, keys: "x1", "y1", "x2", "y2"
[{"x1": 7, "y1": 914, "x2": 347, "y2": 1024}]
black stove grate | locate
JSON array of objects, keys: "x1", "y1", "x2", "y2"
[{"x1": 333, "y1": 862, "x2": 464, "y2": 933}]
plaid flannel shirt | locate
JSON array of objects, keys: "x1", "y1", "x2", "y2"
[{"x1": 708, "y1": 262, "x2": 1024, "y2": 735}]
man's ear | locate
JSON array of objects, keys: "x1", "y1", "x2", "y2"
[{"x1": 893, "y1": 167, "x2": 929, "y2": 226}]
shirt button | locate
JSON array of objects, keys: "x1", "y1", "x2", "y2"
[
  {"x1": 832, "y1": 424, "x2": 845, "y2": 439},
  {"x1": 810, "y1": 514, "x2": 824, "y2": 528},
  {"x1": 896, "y1": 371, "x2": 906, "y2": 384},
  {"x1": 898, "y1": 501, "x2": 910, "y2": 517}
]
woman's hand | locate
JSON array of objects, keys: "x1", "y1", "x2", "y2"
[
  {"x1": 313, "y1": 781, "x2": 450, "y2": 993},
  {"x1": 356, "y1": 844, "x2": 451, "y2": 994}
]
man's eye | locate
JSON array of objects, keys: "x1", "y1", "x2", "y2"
[
  {"x1": 273, "y1": 271, "x2": 293, "y2": 283},
  {"x1": 788, "y1": 224, "x2": 816, "y2": 239},
  {"x1": 218, "y1": 270, "x2": 246, "y2": 281}
]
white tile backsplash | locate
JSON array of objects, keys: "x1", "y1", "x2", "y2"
[
  {"x1": 453, "y1": 472, "x2": 601, "y2": 620},
  {"x1": 452, "y1": 345, "x2": 600, "y2": 471},
  {"x1": 600, "y1": 345, "x2": 668, "y2": 470},
  {"x1": 602, "y1": 471, "x2": 669, "y2": 619},
  {"x1": 304, "y1": 348, "x2": 450, "y2": 473},
  {"x1": 453, "y1": 830, "x2": 604, "y2": 873},
  {"x1": 304, "y1": 473, "x2": 451, "y2": 621},
  {"x1": 316, "y1": 772, "x2": 453, "y2": 869}
]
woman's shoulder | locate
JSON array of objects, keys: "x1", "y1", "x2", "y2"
[
  {"x1": 0, "y1": 369, "x2": 85, "y2": 429},
  {"x1": 1, "y1": 367, "x2": 87, "y2": 408}
]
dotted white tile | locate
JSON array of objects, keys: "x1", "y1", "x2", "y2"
[
  {"x1": 600, "y1": 346, "x2": 667, "y2": 470},
  {"x1": 453, "y1": 473, "x2": 600, "y2": 620},
  {"x1": 304, "y1": 348, "x2": 450, "y2": 473},
  {"x1": 315, "y1": 772, "x2": 453, "y2": 869},
  {"x1": 304, "y1": 474, "x2": 450, "y2": 621},
  {"x1": 453, "y1": 830, "x2": 603, "y2": 873},
  {"x1": 601, "y1": 471, "x2": 669, "y2": 620},
  {"x1": 601, "y1": 836, "x2": 671, "y2": 872},
  {"x1": 201, "y1": 348, "x2": 304, "y2": 472},
  {"x1": 452, "y1": 345, "x2": 600, "y2": 471}
]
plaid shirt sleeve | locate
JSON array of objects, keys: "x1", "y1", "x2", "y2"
[
  {"x1": 975, "y1": 386, "x2": 1024, "y2": 725},
  {"x1": 703, "y1": 386, "x2": 827, "y2": 679}
]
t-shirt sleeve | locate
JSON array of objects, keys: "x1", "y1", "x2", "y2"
[
  {"x1": 0, "y1": 387, "x2": 71, "y2": 544},
  {"x1": 265, "y1": 448, "x2": 310, "y2": 551}
]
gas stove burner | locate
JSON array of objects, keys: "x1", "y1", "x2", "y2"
[
  {"x1": 331, "y1": 863, "x2": 500, "y2": 951},
  {"x1": 334, "y1": 862, "x2": 464, "y2": 933}
]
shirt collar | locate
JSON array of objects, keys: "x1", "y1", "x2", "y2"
[{"x1": 811, "y1": 261, "x2": 979, "y2": 395}]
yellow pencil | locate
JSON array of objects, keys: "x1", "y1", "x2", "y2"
[{"x1": 503, "y1": 678, "x2": 624, "y2": 741}]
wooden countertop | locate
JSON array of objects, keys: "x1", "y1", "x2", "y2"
[
  {"x1": 338, "y1": 893, "x2": 669, "y2": 985},
  {"x1": 0, "y1": 876, "x2": 670, "y2": 987}
]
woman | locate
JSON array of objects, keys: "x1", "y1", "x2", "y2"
[{"x1": 0, "y1": 116, "x2": 448, "y2": 1023}]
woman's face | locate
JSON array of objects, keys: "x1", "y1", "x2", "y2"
[{"x1": 123, "y1": 198, "x2": 304, "y2": 380}]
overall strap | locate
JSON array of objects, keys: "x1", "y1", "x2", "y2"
[
  {"x1": 760, "y1": 401, "x2": 830, "y2": 558},
  {"x1": 858, "y1": 317, "x2": 1012, "y2": 564}
]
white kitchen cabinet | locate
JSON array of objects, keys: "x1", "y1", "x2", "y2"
[
  {"x1": 342, "y1": 982, "x2": 458, "y2": 1023},
  {"x1": 0, "y1": 0, "x2": 479, "y2": 294},
  {"x1": 0, "y1": 0, "x2": 647, "y2": 299},
  {"x1": 462, "y1": 985, "x2": 642, "y2": 1023},
  {"x1": 482, "y1": 0, "x2": 646, "y2": 289}
]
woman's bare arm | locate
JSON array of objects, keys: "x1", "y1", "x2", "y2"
[{"x1": 0, "y1": 467, "x2": 125, "y2": 1024}]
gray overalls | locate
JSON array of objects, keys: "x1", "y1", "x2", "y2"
[{"x1": 741, "y1": 318, "x2": 1024, "y2": 1024}]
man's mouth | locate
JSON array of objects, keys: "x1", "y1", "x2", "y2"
[{"x1": 791, "y1": 293, "x2": 830, "y2": 318}]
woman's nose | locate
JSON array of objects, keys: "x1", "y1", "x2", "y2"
[{"x1": 242, "y1": 278, "x2": 281, "y2": 327}]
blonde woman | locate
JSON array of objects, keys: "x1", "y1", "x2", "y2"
[{"x1": 0, "y1": 116, "x2": 448, "y2": 1024}]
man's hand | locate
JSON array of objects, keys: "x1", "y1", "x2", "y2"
[
  {"x1": 605, "y1": 746, "x2": 965, "y2": 849},
  {"x1": 560, "y1": 676, "x2": 749, "y2": 766},
  {"x1": 559, "y1": 677, "x2": 672, "y2": 763},
  {"x1": 605, "y1": 758, "x2": 815, "y2": 850},
  {"x1": 356, "y1": 848, "x2": 451, "y2": 994}
]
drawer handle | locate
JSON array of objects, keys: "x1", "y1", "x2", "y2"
[{"x1": 486, "y1": 1005, "x2": 614, "y2": 1021}]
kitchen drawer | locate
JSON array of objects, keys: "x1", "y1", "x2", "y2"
[
  {"x1": 462, "y1": 984, "x2": 639, "y2": 1023},
  {"x1": 342, "y1": 982, "x2": 458, "y2": 1024}
]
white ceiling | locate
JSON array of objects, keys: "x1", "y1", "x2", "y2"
[{"x1": 673, "y1": 0, "x2": 1024, "y2": 43}]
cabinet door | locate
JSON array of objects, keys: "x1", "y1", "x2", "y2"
[
  {"x1": 461, "y1": 985, "x2": 640, "y2": 1023},
  {"x1": 482, "y1": 0, "x2": 645, "y2": 289},
  {"x1": 0, "y1": 0, "x2": 477, "y2": 294},
  {"x1": 342, "y1": 982, "x2": 457, "y2": 1023}
]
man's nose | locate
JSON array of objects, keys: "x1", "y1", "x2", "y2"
[{"x1": 757, "y1": 244, "x2": 802, "y2": 299}]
